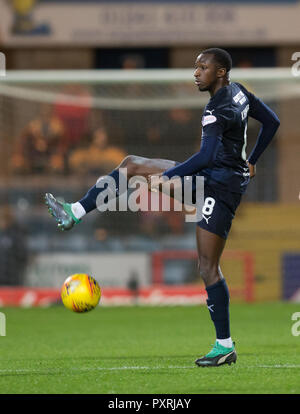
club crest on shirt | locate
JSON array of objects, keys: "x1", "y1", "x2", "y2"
[{"x1": 202, "y1": 114, "x2": 217, "y2": 126}]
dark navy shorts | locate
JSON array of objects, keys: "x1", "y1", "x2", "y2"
[
  {"x1": 196, "y1": 182, "x2": 242, "y2": 239},
  {"x1": 179, "y1": 174, "x2": 243, "y2": 240}
]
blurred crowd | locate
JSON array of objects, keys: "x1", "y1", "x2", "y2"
[
  {"x1": 5, "y1": 83, "x2": 203, "y2": 254},
  {"x1": 10, "y1": 85, "x2": 128, "y2": 176},
  {"x1": 10, "y1": 85, "x2": 202, "y2": 176}
]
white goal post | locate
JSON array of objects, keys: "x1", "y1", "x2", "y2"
[{"x1": 0, "y1": 68, "x2": 298, "y2": 111}]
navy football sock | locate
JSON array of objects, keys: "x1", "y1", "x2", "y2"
[
  {"x1": 79, "y1": 169, "x2": 123, "y2": 214},
  {"x1": 205, "y1": 278, "x2": 230, "y2": 340}
]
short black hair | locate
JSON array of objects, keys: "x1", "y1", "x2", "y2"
[{"x1": 201, "y1": 48, "x2": 232, "y2": 74}]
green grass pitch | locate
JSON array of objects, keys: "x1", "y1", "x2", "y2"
[{"x1": 0, "y1": 303, "x2": 299, "y2": 394}]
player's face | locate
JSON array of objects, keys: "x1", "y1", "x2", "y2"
[{"x1": 194, "y1": 54, "x2": 219, "y2": 92}]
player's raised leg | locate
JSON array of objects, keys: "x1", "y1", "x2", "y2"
[
  {"x1": 195, "y1": 227, "x2": 237, "y2": 367},
  {"x1": 45, "y1": 155, "x2": 177, "y2": 231}
]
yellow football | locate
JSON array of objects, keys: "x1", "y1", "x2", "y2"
[{"x1": 61, "y1": 274, "x2": 101, "y2": 313}]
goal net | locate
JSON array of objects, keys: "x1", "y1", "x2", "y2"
[{"x1": 0, "y1": 67, "x2": 297, "y2": 176}]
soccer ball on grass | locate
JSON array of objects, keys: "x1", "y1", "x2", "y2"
[{"x1": 61, "y1": 274, "x2": 101, "y2": 313}]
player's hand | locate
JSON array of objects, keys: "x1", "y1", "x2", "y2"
[
  {"x1": 147, "y1": 172, "x2": 163, "y2": 192},
  {"x1": 246, "y1": 160, "x2": 256, "y2": 179}
]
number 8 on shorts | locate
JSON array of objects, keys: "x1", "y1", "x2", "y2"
[{"x1": 202, "y1": 197, "x2": 215, "y2": 216}]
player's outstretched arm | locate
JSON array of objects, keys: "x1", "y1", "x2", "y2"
[
  {"x1": 161, "y1": 135, "x2": 221, "y2": 179},
  {"x1": 247, "y1": 96, "x2": 280, "y2": 167}
]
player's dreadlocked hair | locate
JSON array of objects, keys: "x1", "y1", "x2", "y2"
[{"x1": 202, "y1": 48, "x2": 232, "y2": 75}]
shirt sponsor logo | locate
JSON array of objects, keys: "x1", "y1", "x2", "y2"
[
  {"x1": 241, "y1": 104, "x2": 249, "y2": 121},
  {"x1": 233, "y1": 90, "x2": 244, "y2": 103},
  {"x1": 202, "y1": 115, "x2": 217, "y2": 126},
  {"x1": 233, "y1": 90, "x2": 247, "y2": 105}
]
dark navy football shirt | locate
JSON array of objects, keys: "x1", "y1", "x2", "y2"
[
  {"x1": 200, "y1": 82, "x2": 251, "y2": 193},
  {"x1": 163, "y1": 82, "x2": 280, "y2": 194}
]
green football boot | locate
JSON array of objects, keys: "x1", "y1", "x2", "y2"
[
  {"x1": 195, "y1": 341, "x2": 237, "y2": 367},
  {"x1": 44, "y1": 193, "x2": 81, "y2": 231}
]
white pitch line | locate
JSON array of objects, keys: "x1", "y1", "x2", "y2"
[
  {"x1": 78, "y1": 366, "x2": 197, "y2": 372},
  {"x1": 257, "y1": 365, "x2": 300, "y2": 369},
  {"x1": 1, "y1": 364, "x2": 299, "y2": 375},
  {"x1": 0, "y1": 366, "x2": 197, "y2": 375}
]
